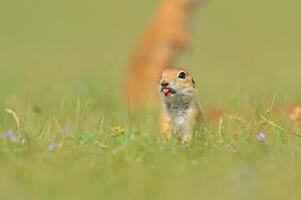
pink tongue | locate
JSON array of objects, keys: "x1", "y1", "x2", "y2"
[{"x1": 163, "y1": 88, "x2": 171, "y2": 96}]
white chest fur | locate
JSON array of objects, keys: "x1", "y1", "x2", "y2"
[{"x1": 164, "y1": 102, "x2": 192, "y2": 136}]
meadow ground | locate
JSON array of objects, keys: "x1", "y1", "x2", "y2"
[{"x1": 1, "y1": 0, "x2": 301, "y2": 199}]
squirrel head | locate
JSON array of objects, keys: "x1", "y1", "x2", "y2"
[{"x1": 159, "y1": 67, "x2": 196, "y2": 101}]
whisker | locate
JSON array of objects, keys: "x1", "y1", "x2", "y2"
[{"x1": 151, "y1": 76, "x2": 161, "y2": 85}]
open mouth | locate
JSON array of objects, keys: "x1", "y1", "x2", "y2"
[{"x1": 161, "y1": 87, "x2": 176, "y2": 96}]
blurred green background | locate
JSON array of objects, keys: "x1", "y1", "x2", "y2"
[
  {"x1": 1, "y1": 0, "x2": 300, "y2": 110},
  {"x1": 1, "y1": 0, "x2": 301, "y2": 199}
]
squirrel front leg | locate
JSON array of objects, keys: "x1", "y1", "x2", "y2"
[
  {"x1": 160, "y1": 111, "x2": 172, "y2": 140},
  {"x1": 181, "y1": 109, "x2": 202, "y2": 143},
  {"x1": 182, "y1": 128, "x2": 193, "y2": 143}
]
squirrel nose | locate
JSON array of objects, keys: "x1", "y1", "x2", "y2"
[{"x1": 161, "y1": 82, "x2": 169, "y2": 87}]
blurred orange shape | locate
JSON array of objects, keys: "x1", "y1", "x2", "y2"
[{"x1": 289, "y1": 106, "x2": 301, "y2": 125}]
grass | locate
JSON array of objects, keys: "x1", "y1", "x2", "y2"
[
  {"x1": 1, "y1": 95, "x2": 301, "y2": 200},
  {"x1": 1, "y1": 0, "x2": 301, "y2": 199}
]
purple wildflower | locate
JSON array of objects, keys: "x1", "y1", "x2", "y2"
[
  {"x1": 48, "y1": 142, "x2": 59, "y2": 151},
  {"x1": 3, "y1": 130, "x2": 18, "y2": 143},
  {"x1": 257, "y1": 132, "x2": 266, "y2": 141}
]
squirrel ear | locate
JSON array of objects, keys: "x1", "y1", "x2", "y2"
[{"x1": 192, "y1": 78, "x2": 196, "y2": 84}]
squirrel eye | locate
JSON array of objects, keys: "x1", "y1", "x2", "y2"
[{"x1": 178, "y1": 72, "x2": 186, "y2": 79}]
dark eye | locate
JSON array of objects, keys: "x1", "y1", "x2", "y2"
[{"x1": 178, "y1": 72, "x2": 186, "y2": 79}]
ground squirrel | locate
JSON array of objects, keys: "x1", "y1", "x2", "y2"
[{"x1": 159, "y1": 67, "x2": 204, "y2": 142}]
